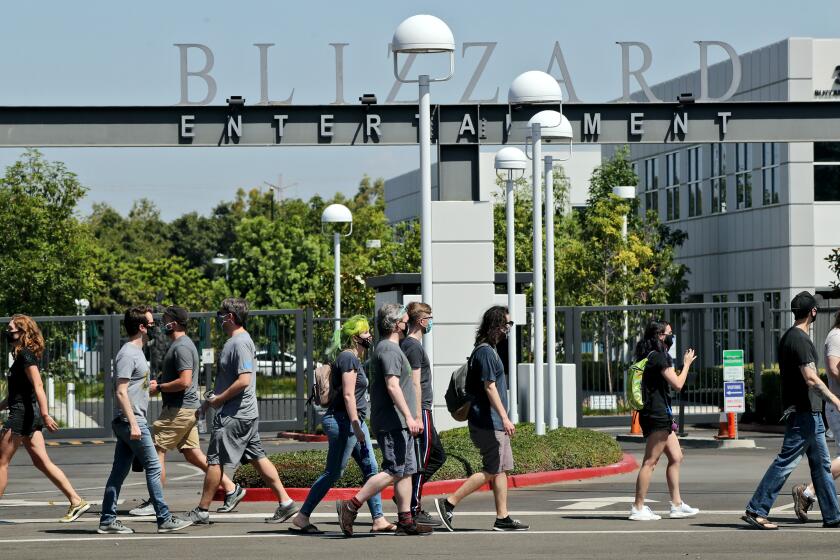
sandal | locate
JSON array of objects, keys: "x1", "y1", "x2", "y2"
[
  {"x1": 741, "y1": 511, "x2": 778, "y2": 530},
  {"x1": 288, "y1": 524, "x2": 323, "y2": 535},
  {"x1": 370, "y1": 523, "x2": 398, "y2": 533}
]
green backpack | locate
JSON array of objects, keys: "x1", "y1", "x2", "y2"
[{"x1": 627, "y1": 352, "x2": 655, "y2": 411}]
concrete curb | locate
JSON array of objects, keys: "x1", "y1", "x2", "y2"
[
  {"x1": 276, "y1": 431, "x2": 328, "y2": 443},
  {"x1": 214, "y1": 453, "x2": 638, "y2": 502},
  {"x1": 616, "y1": 434, "x2": 756, "y2": 449}
]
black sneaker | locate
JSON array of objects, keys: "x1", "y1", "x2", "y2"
[
  {"x1": 493, "y1": 517, "x2": 529, "y2": 531},
  {"x1": 414, "y1": 509, "x2": 442, "y2": 527},
  {"x1": 434, "y1": 498, "x2": 454, "y2": 532}
]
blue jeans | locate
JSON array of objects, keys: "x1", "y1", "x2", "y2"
[
  {"x1": 100, "y1": 419, "x2": 170, "y2": 526},
  {"x1": 747, "y1": 412, "x2": 840, "y2": 523},
  {"x1": 301, "y1": 410, "x2": 383, "y2": 519}
]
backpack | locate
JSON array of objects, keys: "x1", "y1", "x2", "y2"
[
  {"x1": 310, "y1": 362, "x2": 338, "y2": 407},
  {"x1": 445, "y1": 343, "x2": 489, "y2": 421},
  {"x1": 627, "y1": 351, "x2": 655, "y2": 411}
]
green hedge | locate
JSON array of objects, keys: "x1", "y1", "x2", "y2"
[{"x1": 233, "y1": 424, "x2": 623, "y2": 488}]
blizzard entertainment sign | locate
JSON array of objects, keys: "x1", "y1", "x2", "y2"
[{"x1": 174, "y1": 40, "x2": 743, "y2": 106}]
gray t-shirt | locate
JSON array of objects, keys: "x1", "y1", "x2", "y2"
[
  {"x1": 401, "y1": 336, "x2": 432, "y2": 411},
  {"x1": 113, "y1": 342, "x2": 150, "y2": 423},
  {"x1": 215, "y1": 331, "x2": 259, "y2": 420},
  {"x1": 159, "y1": 335, "x2": 201, "y2": 409},
  {"x1": 826, "y1": 328, "x2": 840, "y2": 398},
  {"x1": 370, "y1": 339, "x2": 415, "y2": 433}
]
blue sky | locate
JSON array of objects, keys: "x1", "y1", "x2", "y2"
[{"x1": 1, "y1": 0, "x2": 837, "y2": 219}]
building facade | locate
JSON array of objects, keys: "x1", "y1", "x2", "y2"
[{"x1": 611, "y1": 38, "x2": 840, "y2": 362}]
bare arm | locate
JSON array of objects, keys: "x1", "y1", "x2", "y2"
[
  {"x1": 485, "y1": 380, "x2": 515, "y2": 436},
  {"x1": 802, "y1": 362, "x2": 840, "y2": 410},
  {"x1": 24, "y1": 365, "x2": 58, "y2": 431},
  {"x1": 210, "y1": 372, "x2": 250, "y2": 407},
  {"x1": 660, "y1": 349, "x2": 697, "y2": 392},
  {"x1": 160, "y1": 369, "x2": 193, "y2": 392},
  {"x1": 827, "y1": 356, "x2": 840, "y2": 388},
  {"x1": 411, "y1": 367, "x2": 422, "y2": 421},
  {"x1": 386, "y1": 375, "x2": 421, "y2": 435},
  {"x1": 115, "y1": 378, "x2": 141, "y2": 439}
]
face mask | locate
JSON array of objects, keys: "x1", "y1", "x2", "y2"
[
  {"x1": 162, "y1": 321, "x2": 176, "y2": 335},
  {"x1": 423, "y1": 319, "x2": 434, "y2": 334},
  {"x1": 3, "y1": 330, "x2": 18, "y2": 343},
  {"x1": 356, "y1": 336, "x2": 372, "y2": 350},
  {"x1": 664, "y1": 334, "x2": 674, "y2": 348},
  {"x1": 216, "y1": 313, "x2": 229, "y2": 329},
  {"x1": 145, "y1": 324, "x2": 157, "y2": 337}
]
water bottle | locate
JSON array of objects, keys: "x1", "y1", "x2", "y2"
[{"x1": 198, "y1": 391, "x2": 214, "y2": 434}]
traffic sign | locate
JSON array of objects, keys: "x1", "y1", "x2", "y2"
[{"x1": 724, "y1": 380, "x2": 746, "y2": 413}]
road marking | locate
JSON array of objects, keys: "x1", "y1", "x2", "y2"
[
  {"x1": 2, "y1": 527, "x2": 840, "y2": 544},
  {"x1": 551, "y1": 497, "x2": 656, "y2": 510},
  {"x1": 0, "y1": 509, "x2": 815, "y2": 524}
]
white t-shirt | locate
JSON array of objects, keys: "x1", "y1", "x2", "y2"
[{"x1": 825, "y1": 328, "x2": 840, "y2": 397}]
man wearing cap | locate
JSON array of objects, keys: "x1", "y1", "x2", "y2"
[
  {"x1": 129, "y1": 305, "x2": 243, "y2": 517},
  {"x1": 743, "y1": 291, "x2": 840, "y2": 530}
]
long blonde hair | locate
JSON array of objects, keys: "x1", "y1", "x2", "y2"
[{"x1": 10, "y1": 314, "x2": 45, "y2": 359}]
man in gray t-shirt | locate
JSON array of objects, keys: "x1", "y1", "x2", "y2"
[
  {"x1": 113, "y1": 342, "x2": 150, "y2": 422},
  {"x1": 370, "y1": 339, "x2": 415, "y2": 433},
  {"x1": 100, "y1": 306, "x2": 191, "y2": 533},
  {"x1": 189, "y1": 298, "x2": 298, "y2": 526}
]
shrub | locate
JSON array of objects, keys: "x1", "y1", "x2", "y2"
[{"x1": 233, "y1": 424, "x2": 623, "y2": 488}]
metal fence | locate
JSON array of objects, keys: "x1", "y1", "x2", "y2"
[
  {"x1": 0, "y1": 309, "x2": 315, "y2": 438},
  {"x1": 522, "y1": 301, "x2": 773, "y2": 428}
]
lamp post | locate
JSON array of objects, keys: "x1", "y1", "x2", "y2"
[
  {"x1": 392, "y1": 14, "x2": 455, "y2": 368},
  {"x1": 509, "y1": 70, "x2": 569, "y2": 435},
  {"x1": 321, "y1": 203, "x2": 353, "y2": 332},
  {"x1": 212, "y1": 255, "x2": 237, "y2": 282},
  {"x1": 495, "y1": 147, "x2": 528, "y2": 424},
  {"x1": 612, "y1": 186, "x2": 637, "y2": 370}
]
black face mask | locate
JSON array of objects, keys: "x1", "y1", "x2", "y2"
[
  {"x1": 664, "y1": 334, "x2": 674, "y2": 348},
  {"x1": 145, "y1": 324, "x2": 158, "y2": 338},
  {"x1": 356, "y1": 336, "x2": 372, "y2": 350},
  {"x1": 162, "y1": 321, "x2": 176, "y2": 335},
  {"x1": 2, "y1": 330, "x2": 17, "y2": 343}
]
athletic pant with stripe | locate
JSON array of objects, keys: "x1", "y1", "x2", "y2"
[{"x1": 411, "y1": 408, "x2": 447, "y2": 512}]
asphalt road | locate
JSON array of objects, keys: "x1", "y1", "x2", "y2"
[{"x1": 1, "y1": 431, "x2": 839, "y2": 559}]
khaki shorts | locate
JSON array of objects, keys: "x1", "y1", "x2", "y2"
[
  {"x1": 152, "y1": 407, "x2": 200, "y2": 451},
  {"x1": 469, "y1": 425, "x2": 514, "y2": 475}
]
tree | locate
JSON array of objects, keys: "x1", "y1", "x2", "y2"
[{"x1": 0, "y1": 149, "x2": 99, "y2": 316}]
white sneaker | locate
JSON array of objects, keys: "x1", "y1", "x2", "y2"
[
  {"x1": 669, "y1": 501, "x2": 700, "y2": 519},
  {"x1": 629, "y1": 505, "x2": 661, "y2": 521}
]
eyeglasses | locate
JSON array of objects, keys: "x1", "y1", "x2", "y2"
[{"x1": 423, "y1": 316, "x2": 433, "y2": 321}]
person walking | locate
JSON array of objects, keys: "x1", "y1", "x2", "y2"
[
  {"x1": 186, "y1": 298, "x2": 298, "y2": 525},
  {"x1": 628, "y1": 320, "x2": 699, "y2": 521},
  {"x1": 99, "y1": 306, "x2": 193, "y2": 534},
  {"x1": 336, "y1": 303, "x2": 427, "y2": 537},
  {"x1": 402, "y1": 302, "x2": 446, "y2": 526},
  {"x1": 0, "y1": 315, "x2": 90, "y2": 522},
  {"x1": 434, "y1": 305, "x2": 528, "y2": 532},
  {"x1": 792, "y1": 309, "x2": 840, "y2": 521},
  {"x1": 128, "y1": 305, "x2": 241, "y2": 517},
  {"x1": 290, "y1": 315, "x2": 395, "y2": 534},
  {"x1": 744, "y1": 292, "x2": 840, "y2": 529}
]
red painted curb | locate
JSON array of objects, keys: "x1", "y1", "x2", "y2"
[
  {"x1": 214, "y1": 452, "x2": 638, "y2": 502},
  {"x1": 276, "y1": 431, "x2": 328, "y2": 443}
]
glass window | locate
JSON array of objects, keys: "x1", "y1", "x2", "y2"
[
  {"x1": 644, "y1": 157, "x2": 659, "y2": 215},
  {"x1": 712, "y1": 293, "x2": 729, "y2": 365},
  {"x1": 763, "y1": 291, "x2": 782, "y2": 363},
  {"x1": 735, "y1": 143, "x2": 752, "y2": 209},
  {"x1": 761, "y1": 143, "x2": 780, "y2": 205},
  {"x1": 687, "y1": 146, "x2": 702, "y2": 217},
  {"x1": 815, "y1": 165, "x2": 840, "y2": 201},
  {"x1": 665, "y1": 152, "x2": 680, "y2": 221},
  {"x1": 736, "y1": 293, "x2": 754, "y2": 362},
  {"x1": 711, "y1": 144, "x2": 727, "y2": 213},
  {"x1": 815, "y1": 142, "x2": 840, "y2": 162}
]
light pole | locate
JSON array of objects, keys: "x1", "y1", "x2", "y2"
[
  {"x1": 509, "y1": 70, "x2": 567, "y2": 436},
  {"x1": 495, "y1": 147, "x2": 528, "y2": 424},
  {"x1": 612, "y1": 186, "x2": 637, "y2": 370},
  {"x1": 321, "y1": 203, "x2": 353, "y2": 332},
  {"x1": 212, "y1": 254, "x2": 237, "y2": 282},
  {"x1": 392, "y1": 14, "x2": 455, "y2": 369},
  {"x1": 528, "y1": 110, "x2": 573, "y2": 433}
]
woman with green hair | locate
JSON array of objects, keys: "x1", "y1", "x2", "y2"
[{"x1": 290, "y1": 315, "x2": 395, "y2": 534}]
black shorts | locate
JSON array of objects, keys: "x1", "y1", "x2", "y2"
[
  {"x1": 3, "y1": 405, "x2": 44, "y2": 437},
  {"x1": 640, "y1": 413, "x2": 672, "y2": 439}
]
